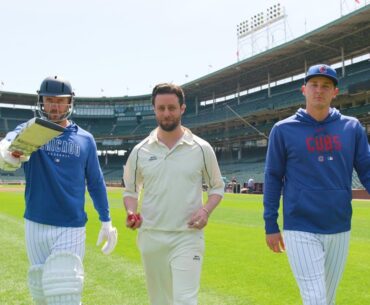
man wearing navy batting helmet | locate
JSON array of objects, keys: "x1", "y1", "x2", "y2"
[
  {"x1": 263, "y1": 64, "x2": 370, "y2": 305},
  {"x1": 0, "y1": 76, "x2": 118, "y2": 305}
]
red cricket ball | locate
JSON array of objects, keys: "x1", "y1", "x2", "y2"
[{"x1": 127, "y1": 213, "x2": 141, "y2": 223}]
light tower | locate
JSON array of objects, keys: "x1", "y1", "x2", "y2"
[{"x1": 236, "y1": 3, "x2": 287, "y2": 61}]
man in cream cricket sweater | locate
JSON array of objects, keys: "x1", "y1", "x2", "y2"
[{"x1": 123, "y1": 83, "x2": 224, "y2": 305}]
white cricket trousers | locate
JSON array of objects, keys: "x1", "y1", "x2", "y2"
[
  {"x1": 284, "y1": 230, "x2": 350, "y2": 305},
  {"x1": 25, "y1": 219, "x2": 86, "y2": 265},
  {"x1": 137, "y1": 229, "x2": 205, "y2": 305}
]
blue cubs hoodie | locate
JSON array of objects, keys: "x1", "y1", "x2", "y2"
[
  {"x1": 263, "y1": 108, "x2": 370, "y2": 234},
  {"x1": 6, "y1": 121, "x2": 110, "y2": 227}
]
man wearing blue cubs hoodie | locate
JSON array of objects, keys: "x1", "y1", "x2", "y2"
[
  {"x1": 263, "y1": 64, "x2": 370, "y2": 305},
  {"x1": 0, "y1": 76, "x2": 118, "y2": 305}
]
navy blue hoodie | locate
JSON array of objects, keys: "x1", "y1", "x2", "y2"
[
  {"x1": 263, "y1": 108, "x2": 370, "y2": 234},
  {"x1": 6, "y1": 121, "x2": 110, "y2": 227}
]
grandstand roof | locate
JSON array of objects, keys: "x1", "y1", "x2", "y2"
[
  {"x1": 0, "y1": 91, "x2": 36, "y2": 106},
  {"x1": 183, "y1": 5, "x2": 370, "y2": 101}
]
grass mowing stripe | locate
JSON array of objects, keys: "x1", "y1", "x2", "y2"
[
  {"x1": 1, "y1": 189, "x2": 370, "y2": 304},
  {"x1": 82, "y1": 245, "x2": 149, "y2": 305},
  {"x1": 0, "y1": 213, "x2": 32, "y2": 304}
]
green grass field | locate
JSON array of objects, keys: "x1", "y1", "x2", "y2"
[{"x1": 0, "y1": 186, "x2": 369, "y2": 305}]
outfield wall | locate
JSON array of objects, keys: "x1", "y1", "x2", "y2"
[{"x1": 352, "y1": 189, "x2": 370, "y2": 200}]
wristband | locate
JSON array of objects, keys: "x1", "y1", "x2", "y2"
[{"x1": 102, "y1": 221, "x2": 113, "y2": 229}]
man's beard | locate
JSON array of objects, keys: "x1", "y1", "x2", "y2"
[
  {"x1": 47, "y1": 111, "x2": 65, "y2": 123},
  {"x1": 158, "y1": 118, "x2": 180, "y2": 132}
]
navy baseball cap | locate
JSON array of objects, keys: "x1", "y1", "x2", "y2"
[{"x1": 304, "y1": 64, "x2": 338, "y2": 86}]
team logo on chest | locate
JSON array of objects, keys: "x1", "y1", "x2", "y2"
[
  {"x1": 306, "y1": 135, "x2": 341, "y2": 152},
  {"x1": 305, "y1": 129, "x2": 342, "y2": 163},
  {"x1": 41, "y1": 139, "x2": 81, "y2": 160}
]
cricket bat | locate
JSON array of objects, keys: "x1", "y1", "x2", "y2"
[{"x1": 8, "y1": 117, "x2": 65, "y2": 155}]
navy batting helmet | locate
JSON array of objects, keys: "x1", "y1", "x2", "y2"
[{"x1": 37, "y1": 76, "x2": 75, "y2": 122}]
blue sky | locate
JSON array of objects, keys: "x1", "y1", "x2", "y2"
[{"x1": 0, "y1": 0, "x2": 365, "y2": 97}]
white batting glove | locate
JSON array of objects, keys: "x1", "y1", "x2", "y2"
[
  {"x1": 0, "y1": 139, "x2": 25, "y2": 171},
  {"x1": 96, "y1": 221, "x2": 118, "y2": 255}
]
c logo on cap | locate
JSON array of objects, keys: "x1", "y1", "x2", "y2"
[{"x1": 319, "y1": 65, "x2": 327, "y2": 73}]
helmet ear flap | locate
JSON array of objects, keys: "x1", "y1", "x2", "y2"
[{"x1": 36, "y1": 95, "x2": 47, "y2": 120}]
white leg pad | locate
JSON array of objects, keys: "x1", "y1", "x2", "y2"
[
  {"x1": 42, "y1": 252, "x2": 84, "y2": 305},
  {"x1": 28, "y1": 264, "x2": 47, "y2": 305}
]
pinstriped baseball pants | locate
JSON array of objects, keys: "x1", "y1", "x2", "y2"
[
  {"x1": 284, "y1": 230, "x2": 350, "y2": 305},
  {"x1": 25, "y1": 219, "x2": 86, "y2": 265}
]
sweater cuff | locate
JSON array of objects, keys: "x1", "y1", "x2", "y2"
[{"x1": 265, "y1": 221, "x2": 280, "y2": 234}]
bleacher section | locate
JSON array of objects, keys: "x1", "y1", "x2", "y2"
[
  {"x1": 183, "y1": 60, "x2": 370, "y2": 129},
  {"x1": 0, "y1": 108, "x2": 34, "y2": 134},
  {"x1": 1, "y1": 108, "x2": 34, "y2": 119},
  {"x1": 220, "y1": 161, "x2": 265, "y2": 185},
  {"x1": 98, "y1": 154, "x2": 126, "y2": 184},
  {"x1": 75, "y1": 59, "x2": 370, "y2": 137},
  {"x1": 1, "y1": 60, "x2": 369, "y2": 140},
  {"x1": 0, "y1": 167, "x2": 26, "y2": 183},
  {"x1": 218, "y1": 147, "x2": 267, "y2": 184},
  {"x1": 1, "y1": 60, "x2": 369, "y2": 189}
]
